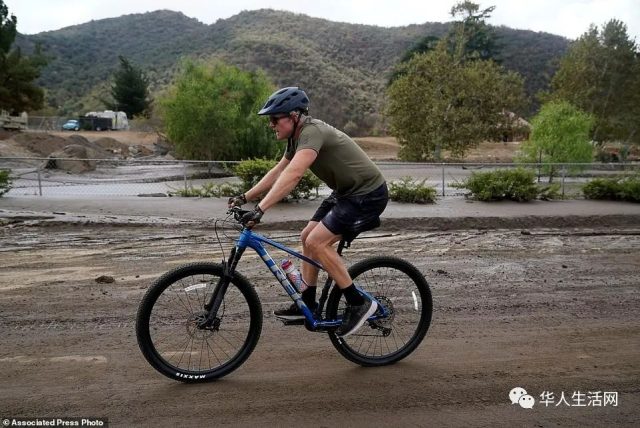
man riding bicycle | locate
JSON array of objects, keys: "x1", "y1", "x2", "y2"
[{"x1": 228, "y1": 87, "x2": 388, "y2": 337}]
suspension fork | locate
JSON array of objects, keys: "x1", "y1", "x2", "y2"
[{"x1": 201, "y1": 245, "x2": 245, "y2": 326}]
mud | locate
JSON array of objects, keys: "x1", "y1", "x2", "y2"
[{"x1": 1, "y1": 224, "x2": 639, "y2": 427}]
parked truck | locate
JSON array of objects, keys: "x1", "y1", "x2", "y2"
[{"x1": 79, "y1": 115, "x2": 113, "y2": 131}]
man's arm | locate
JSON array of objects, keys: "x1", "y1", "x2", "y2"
[
  {"x1": 258, "y1": 149, "x2": 317, "y2": 211},
  {"x1": 244, "y1": 155, "x2": 290, "y2": 202}
]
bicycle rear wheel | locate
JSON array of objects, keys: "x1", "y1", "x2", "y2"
[
  {"x1": 136, "y1": 262, "x2": 262, "y2": 382},
  {"x1": 326, "y1": 256, "x2": 432, "y2": 366}
]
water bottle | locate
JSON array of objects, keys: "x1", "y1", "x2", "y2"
[{"x1": 280, "y1": 259, "x2": 307, "y2": 292}]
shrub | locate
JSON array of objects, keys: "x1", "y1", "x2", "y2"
[
  {"x1": 174, "y1": 159, "x2": 322, "y2": 200},
  {"x1": 0, "y1": 169, "x2": 12, "y2": 197},
  {"x1": 234, "y1": 158, "x2": 278, "y2": 190},
  {"x1": 453, "y1": 168, "x2": 541, "y2": 202},
  {"x1": 583, "y1": 176, "x2": 640, "y2": 202},
  {"x1": 234, "y1": 159, "x2": 322, "y2": 200},
  {"x1": 582, "y1": 178, "x2": 621, "y2": 200},
  {"x1": 620, "y1": 177, "x2": 640, "y2": 202},
  {"x1": 389, "y1": 177, "x2": 437, "y2": 204},
  {"x1": 537, "y1": 183, "x2": 562, "y2": 201},
  {"x1": 170, "y1": 182, "x2": 242, "y2": 198}
]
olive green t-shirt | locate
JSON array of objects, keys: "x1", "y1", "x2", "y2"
[{"x1": 284, "y1": 116, "x2": 385, "y2": 196}]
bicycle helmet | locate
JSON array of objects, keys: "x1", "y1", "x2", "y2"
[{"x1": 258, "y1": 87, "x2": 309, "y2": 115}]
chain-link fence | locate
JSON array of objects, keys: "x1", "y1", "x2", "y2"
[
  {"x1": 1, "y1": 158, "x2": 238, "y2": 197},
  {"x1": 1, "y1": 157, "x2": 638, "y2": 199},
  {"x1": 26, "y1": 116, "x2": 68, "y2": 131},
  {"x1": 25, "y1": 116, "x2": 155, "y2": 132}
]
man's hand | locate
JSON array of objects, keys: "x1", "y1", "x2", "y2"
[
  {"x1": 228, "y1": 194, "x2": 247, "y2": 208},
  {"x1": 241, "y1": 206, "x2": 264, "y2": 226}
]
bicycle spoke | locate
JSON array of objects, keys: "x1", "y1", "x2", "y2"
[
  {"x1": 146, "y1": 271, "x2": 254, "y2": 374},
  {"x1": 335, "y1": 260, "x2": 430, "y2": 362}
]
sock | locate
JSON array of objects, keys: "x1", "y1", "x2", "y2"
[
  {"x1": 302, "y1": 286, "x2": 317, "y2": 307},
  {"x1": 342, "y1": 284, "x2": 365, "y2": 306}
]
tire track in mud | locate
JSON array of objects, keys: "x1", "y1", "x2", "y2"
[{"x1": 1, "y1": 225, "x2": 639, "y2": 426}]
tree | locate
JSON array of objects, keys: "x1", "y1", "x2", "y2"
[
  {"x1": 518, "y1": 101, "x2": 594, "y2": 182},
  {"x1": 160, "y1": 59, "x2": 279, "y2": 161},
  {"x1": 0, "y1": 0, "x2": 16, "y2": 54},
  {"x1": 107, "y1": 55, "x2": 151, "y2": 118},
  {"x1": 386, "y1": 42, "x2": 525, "y2": 160},
  {"x1": 448, "y1": 1, "x2": 498, "y2": 63},
  {"x1": 547, "y1": 20, "x2": 640, "y2": 144},
  {"x1": 389, "y1": 1, "x2": 498, "y2": 85},
  {"x1": 0, "y1": 0, "x2": 46, "y2": 113}
]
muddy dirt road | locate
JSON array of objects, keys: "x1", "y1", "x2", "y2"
[{"x1": 1, "y1": 224, "x2": 638, "y2": 427}]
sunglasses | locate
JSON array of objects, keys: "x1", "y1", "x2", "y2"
[{"x1": 269, "y1": 115, "x2": 289, "y2": 125}]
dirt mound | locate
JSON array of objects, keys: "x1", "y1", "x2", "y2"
[
  {"x1": 0, "y1": 129, "x2": 17, "y2": 140},
  {"x1": 13, "y1": 133, "x2": 70, "y2": 156},
  {"x1": 68, "y1": 135, "x2": 115, "y2": 158},
  {"x1": 43, "y1": 145, "x2": 99, "y2": 173},
  {"x1": 89, "y1": 137, "x2": 154, "y2": 157},
  {"x1": 92, "y1": 137, "x2": 133, "y2": 155},
  {"x1": 1, "y1": 131, "x2": 157, "y2": 160}
]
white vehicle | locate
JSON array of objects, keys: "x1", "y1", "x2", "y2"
[
  {"x1": 84, "y1": 110, "x2": 129, "y2": 130},
  {"x1": 0, "y1": 111, "x2": 28, "y2": 130}
]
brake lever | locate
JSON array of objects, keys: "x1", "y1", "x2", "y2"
[{"x1": 228, "y1": 207, "x2": 251, "y2": 224}]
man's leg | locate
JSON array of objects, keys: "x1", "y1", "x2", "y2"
[
  {"x1": 304, "y1": 222, "x2": 351, "y2": 288},
  {"x1": 273, "y1": 199, "x2": 334, "y2": 319},
  {"x1": 306, "y1": 222, "x2": 377, "y2": 337},
  {"x1": 298, "y1": 221, "x2": 324, "y2": 308},
  {"x1": 300, "y1": 221, "x2": 322, "y2": 288}
]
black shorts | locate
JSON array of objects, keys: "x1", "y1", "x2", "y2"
[{"x1": 311, "y1": 183, "x2": 388, "y2": 242}]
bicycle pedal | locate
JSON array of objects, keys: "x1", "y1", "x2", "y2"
[{"x1": 278, "y1": 318, "x2": 305, "y2": 326}]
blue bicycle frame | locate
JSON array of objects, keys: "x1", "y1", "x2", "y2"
[{"x1": 234, "y1": 227, "x2": 387, "y2": 331}]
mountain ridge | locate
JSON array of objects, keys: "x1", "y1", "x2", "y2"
[{"x1": 15, "y1": 9, "x2": 569, "y2": 135}]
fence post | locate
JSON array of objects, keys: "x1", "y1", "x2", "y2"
[
  {"x1": 441, "y1": 163, "x2": 446, "y2": 197},
  {"x1": 37, "y1": 167, "x2": 42, "y2": 196},
  {"x1": 561, "y1": 164, "x2": 566, "y2": 198},
  {"x1": 183, "y1": 163, "x2": 188, "y2": 192}
]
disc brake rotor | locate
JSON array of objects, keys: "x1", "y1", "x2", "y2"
[{"x1": 371, "y1": 295, "x2": 395, "y2": 329}]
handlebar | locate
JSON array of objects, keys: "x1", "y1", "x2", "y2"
[{"x1": 227, "y1": 206, "x2": 254, "y2": 228}]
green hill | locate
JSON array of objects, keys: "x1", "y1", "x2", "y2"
[{"x1": 16, "y1": 9, "x2": 569, "y2": 135}]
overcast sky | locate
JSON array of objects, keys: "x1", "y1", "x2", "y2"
[{"x1": 5, "y1": 0, "x2": 640, "y2": 41}]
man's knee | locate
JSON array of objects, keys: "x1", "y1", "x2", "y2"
[
  {"x1": 306, "y1": 226, "x2": 340, "y2": 254},
  {"x1": 301, "y1": 221, "x2": 319, "y2": 248},
  {"x1": 305, "y1": 234, "x2": 326, "y2": 254}
]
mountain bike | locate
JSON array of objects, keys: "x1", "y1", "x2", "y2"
[{"x1": 136, "y1": 207, "x2": 433, "y2": 382}]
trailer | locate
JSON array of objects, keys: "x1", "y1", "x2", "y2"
[{"x1": 84, "y1": 110, "x2": 129, "y2": 130}]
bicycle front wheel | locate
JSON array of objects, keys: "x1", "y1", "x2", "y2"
[
  {"x1": 327, "y1": 256, "x2": 432, "y2": 366},
  {"x1": 136, "y1": 262, "x2": 262, "y2": 382}
]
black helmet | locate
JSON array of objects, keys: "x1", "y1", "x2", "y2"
[{"x1": 258, "y1": 87, "x2": 309, "y2": 115}]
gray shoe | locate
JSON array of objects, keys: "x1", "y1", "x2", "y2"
[
  {"x1": 274, "y1": 302, "x2": 317, "y2": 320},
  {"x1": 274, "y1": 303, "x2": 304, "y2": 320},
  {"x1": 335, "y1": 299, "x2": 378, "y2": 337}
]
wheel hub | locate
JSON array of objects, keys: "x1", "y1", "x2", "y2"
[
  {"x1": 371, "y1": 295, "x2": 395, "y2": 330},
  {"x1": 187, "y1": 311, "x2": 220, "y2": 336}
]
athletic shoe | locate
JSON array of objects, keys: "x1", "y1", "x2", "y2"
[
  {"x1": 273, "y1": 302, "x2": 317, "y2": 320},
  {"x1": 335, "y1": 299, "x2": 378, "y2": 337}
]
